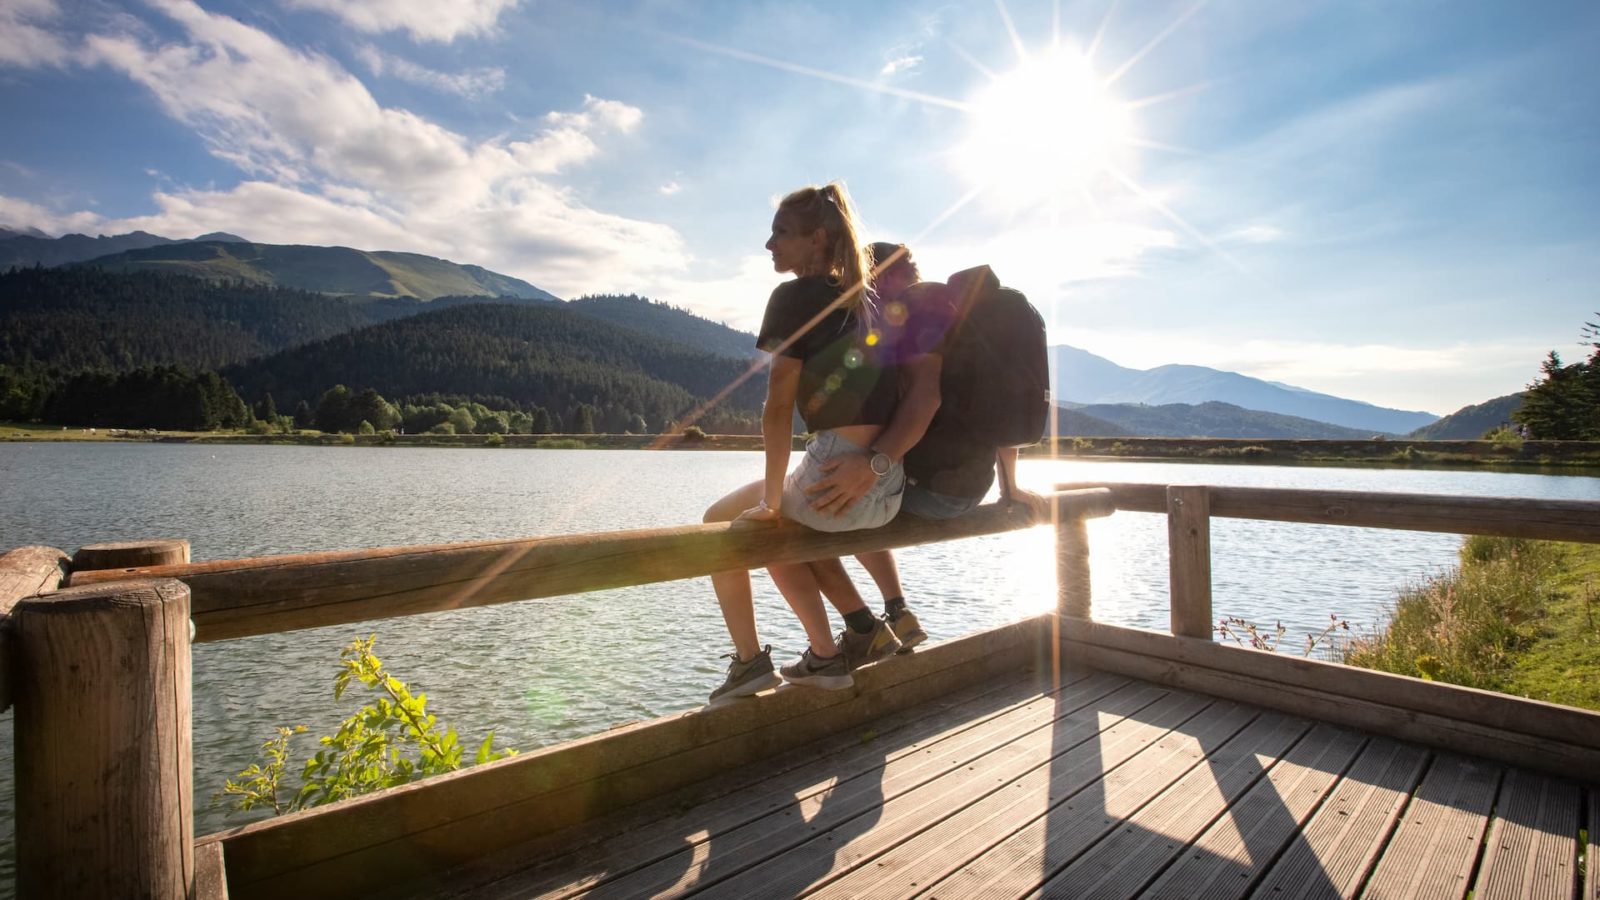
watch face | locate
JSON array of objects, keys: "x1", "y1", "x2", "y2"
[{"x1": 870, "y1": 452, "x2": 891, "y2": 476}]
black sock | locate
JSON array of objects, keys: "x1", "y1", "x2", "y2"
[
  {"x1": 884, "y1": 596, "x2": 907, "y2": 616},
  {"x1": 844, "y1": 608, "x2": 876, "y2": 633}
]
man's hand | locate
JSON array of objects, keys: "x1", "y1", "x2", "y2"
[
  {"x1": 805, "y1": 454, "x2": 877, "y2": 517},
  {"x1": 1003, "y1": 487, "x2": 1051, "y2": 523}
]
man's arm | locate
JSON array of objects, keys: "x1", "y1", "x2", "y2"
[
  {"x1": 995, "y1": 446, "x2": 1050, "y2": 521},
  {"x1": 806, "y1": 353, "x2": 942, "y2": 515}
]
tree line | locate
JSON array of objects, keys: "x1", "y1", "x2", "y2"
[{"x1": 1513, "y1": 315, "x2": 1600, "y2": 440}]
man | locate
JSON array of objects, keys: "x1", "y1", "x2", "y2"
[{"x1": 806, "y1": 243, "x2": 1049, "y2": 665}]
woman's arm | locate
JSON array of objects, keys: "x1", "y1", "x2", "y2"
[{"x1": 741, "y1": 354, "x2": 802, "y2": 520}]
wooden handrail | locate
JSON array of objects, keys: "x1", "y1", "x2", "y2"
[
  {"x1": 1058, "y1": 482, "x2": 1600, "y2": 542},
  {"x1": 0, "y1": 545, "x2": 70, "y2": 712},
  {"x1": 68, "y1": 488, "x2": 1116, "y2": 643}
]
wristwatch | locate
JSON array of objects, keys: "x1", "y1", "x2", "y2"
[{"x1": 869, "y1": 451, "x2": 892, "y2": 477}]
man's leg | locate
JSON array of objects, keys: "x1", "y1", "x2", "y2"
[{"x1": 854, "y1": 550, "x2": 905, "y2": 614}]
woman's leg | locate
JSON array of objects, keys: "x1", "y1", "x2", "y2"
[
  {"x1": 768, "y1": 561, "x2": 842, "y2": 657},
  {"x1": 704, "y1": 480, "x2": 765, "y2": 661}
]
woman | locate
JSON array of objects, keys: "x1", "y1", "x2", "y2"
[{"x1": 704, "y1": 182, "x2": 905, "y2": 702}]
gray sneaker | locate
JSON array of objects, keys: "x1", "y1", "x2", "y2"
[
  {"x1": 710, "y1": 645, "x2": 781, "y2": 703},
  {"x1": 837, "y1": 618, "x2": 902, "y2": 669},
  {"x1": 778, "y1": 648, "x2": 853, "y2": 690}
]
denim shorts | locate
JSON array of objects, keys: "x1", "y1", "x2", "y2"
[
  {"x1": 781, "y1": 430, "x2": 905, "y2": 532},
  {"x1": 899, "y1": 483, "x2": 982, "y2": 520}
]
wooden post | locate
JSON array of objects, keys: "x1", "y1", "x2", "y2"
[
  {"x1": 1167, "y1": 485, "x2": 1212, "y2": 639},
  {"x1": 13, "y1": 578, "x2": 194, "y2": 899},
  {"x1": 1055, "y1": 504, "x2": 1092, "y2": 620},
  {"x1": 0, "y1": 545, "x2": 71, "y2": 713},
  {"x1": 73, "y1": 539, "x2": 191, "y2": 573}
]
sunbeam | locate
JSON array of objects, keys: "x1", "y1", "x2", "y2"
[
  {"x1": 664, "y1": 33, "x2": 970, "y2": 112},
  {"x1": 1106, "y1": 165, "x2": 1250, "y2": 274},
  {"x1": 1085, "y1": 0, "x2": 1127, "y2": 65},
  {"x1": 1104, "y1": 0, "x2": 1208, "y2": 87},
  {"x1": 992, "y1": 0, "x2": 1030, "y2": 64}
]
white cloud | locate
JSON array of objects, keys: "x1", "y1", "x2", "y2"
[
  {"x1": 0, "y1": 0, "x2": 71, "y2": 68},
  {"x1": 0, "y1": 193, "x2": 101, "y2": 235},
  {"x1": 659, "y1": 181, "x2": 681, "y2": 196},
  {"x1": 279, "y1": 0, "x2": 519, "y2": 43},
  {"x1": 1224, "y1": 224, "x2": 1286, "y2": 244},
  {"x1": 912, "y1": 220, "x2": 1180, "y2": 296},
  {"x1": 880, "y1": 55, "x2": 921, "y2": 77},
  {"x1": 57, "y1": 0, "x2": 685, "y2": 298},
  {"x1": 354, "y1": 43, "x2": 504, "y2": 99}
]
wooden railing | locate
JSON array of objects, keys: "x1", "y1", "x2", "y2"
[
  {"x1": 5, "y1": 483, "x2": 1600, "y2": 898},
  {"x1": 0, "y1": 488, "x2": 1115, "y2": 899}
]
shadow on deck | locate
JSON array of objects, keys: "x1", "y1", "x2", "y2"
[{"x1": 436, "y1": 659, "x2": 1593, "y2": 900}]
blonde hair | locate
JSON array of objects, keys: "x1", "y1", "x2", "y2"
[{"x1": 778, "y1": 181, "x2": 874, "y2": 322}]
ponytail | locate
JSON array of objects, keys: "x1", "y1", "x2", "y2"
[{"x1": 778, "y1": 181, "x2": 875, "y2": 325}]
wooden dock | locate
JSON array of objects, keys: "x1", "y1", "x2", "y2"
[
  {"x1": 444, "y1": 664, "x2": 1593, "y2": 900},
  {"x1": 3, "y1": 483, "x2": 1598, "y2": 899}
]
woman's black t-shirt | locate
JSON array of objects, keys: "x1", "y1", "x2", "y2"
[{"x1": 755, "y1": 276, "x2": 896, "y2": 432}]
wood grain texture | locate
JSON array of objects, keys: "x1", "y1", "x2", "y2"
[
  {"x1": 0, "y1": 544, "x2": 69, "y2": 712},
  {"x1": 72, "y1": 538, "x2": 190, "y2": 571},
  {"x1": 1362, "y1": 753, "x2": 1500, "y2": 900},
  {"x1": 1062, "y1": 620, "x2": 1600, "y2": 752},
  {"x1": 12, "y1": 578, "x2": 194, "y2": 899},
  {"x1": 1057, "y1": 482, "x2": 1600, "y2": 542},
  {"x1": 71, "y1": 490, "x2": 1115, "y2": 642},
  {"x1": 1055, "y1": 513, "x2": 1091, "y2": 619},
  {"x1": 1166, "y1": 485, "x2": 1212, "y2": 639},
  {"x1": 1473, "y1": 768, "x2": 1581, "y2": 900}
]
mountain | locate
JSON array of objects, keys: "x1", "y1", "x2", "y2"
[
  {"x1": 1052, "y1": 345, "x2": 1437, "y2": 434},
  {"x1": 1057, "y1": 400, "x2": 1376, "y2": 439},
  {"x1": 1407, "y1": 393, "x2": 1524, "y2": 440},
  {"x1": 0, "y1": 225, "x2": 52, "y2": 240},
  {"x1": 191, "y1": 231, "x2": 249, "y2": 243},
  {"x1": 82, "y1": 240, "x2": 559, "y2": 301},
  {"x1": 223, "y1": 302, "x2": 766, "y2": 429},
  {"x1": 568, "y1": 294, "x2": 761, "y2": 359},
  {"x1": 0, "y1": 230, "x2": 176, "y2": 268},
  {"x1": 0, "y1": 266, "x2": 428, "y2": 373}
]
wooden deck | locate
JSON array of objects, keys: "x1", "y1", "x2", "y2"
[{"x1": 442, "y1": 666, "x2": 1595, "y2": 900}]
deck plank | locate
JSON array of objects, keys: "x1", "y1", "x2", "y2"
[
  {"x1": 1360, "y1": 753, "x2": 1500, "y2": 900},
  {"x1": 1473, "y1": 768, "x2": 1581, "y2": 900},
  {"x1": 1587, "y1": 786, "x2": 1598, "y2": 900},
  {"x1": 551, "y1": 678, "x2": 1170, "y2": 899},
  {"x1": 462, "y1": 669, "x2": 1115, "y2": 899},
  {"x1": 691, "y1": 690, "x2": 1222, "y2": 900},
  {"x1": 902, "y1": 700, "x2": 1259, "y2": 900},
  {"x1": 814, "y1": 699, "x2": 1271, "y2": 900},
  {"x1": 1248, "y1": 737, "x2": 1428, "y2": 899},
  {"x1": 1031, "y1": 712, "x2": 1313, "y2": 899},
  {"x1": 1139, "y1": 723, "x2": 1368, "y2": 899}
]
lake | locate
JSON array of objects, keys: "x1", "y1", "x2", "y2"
[{"x1": 0, "y1": 442, "x2": 1596, "y2": 878}]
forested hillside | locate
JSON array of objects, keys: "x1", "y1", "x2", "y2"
[
  {"x1": 1407, "y1": 393, "x2": 1523, "y2": 440},
  {"x1": 223, "y1": 303, "x2": 765, "y2": 433},
  {"x1": 0, "y1": 266, "x2": 422, "y2": 371},
  {"x1": 568, "y1": 294, "x2": 760, "y2": 359},
  {"x1": 1057, "y1": 400, "x2": 1375, "y2": 439}
]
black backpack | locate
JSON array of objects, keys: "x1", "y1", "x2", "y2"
[{"x1": 937, "y1": 265, "x2": 1050, "y2": 447}]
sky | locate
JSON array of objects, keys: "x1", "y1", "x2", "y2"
[{"x1": 2, "y1": 0, "x2": 1598, "y2": 416}]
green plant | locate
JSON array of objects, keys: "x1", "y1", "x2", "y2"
[
  {"x1": 484, "y1": 432, "x2": 505, "y2": 447},
  {"x1": 1216, "y1": 613, "x2": 1351, "y2": 656},
  {"x1": 219, "y1": 635, "x2": 515, "y2": 816},
  {"x1": 680, "y1": 424, "x2": 708, "y2": 442}
]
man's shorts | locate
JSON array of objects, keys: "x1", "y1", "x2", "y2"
[
  {"x1": 899, "y1": 482, "x2": 982, "y2": 520},
  {"x1": 782, "y1": 430, "x2": 905, "y2": 532}
]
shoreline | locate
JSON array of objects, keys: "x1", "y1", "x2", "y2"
[{"x1": 6, "y1": 424, "x2": 1600, "y2": 472}]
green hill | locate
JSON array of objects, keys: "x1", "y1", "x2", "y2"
[
  {"x1": 222, "y1": 303, "x2": 766, "y2": 432},
  {"x1": 568, "y1": 294, "x2": 760, "y2": 359},
  {"x1": 0, "y1": 266, "x2": 423, "y2": 373},
  {"x1": 1406, "y1": 393, "x2": 1522, "y2": 440},
  {"x1": 82, "y1": 241, "x2": 559, "y2": 301},
  {"x1": 1059, "y1": 400, "x2": 1376, "y2": 438}
]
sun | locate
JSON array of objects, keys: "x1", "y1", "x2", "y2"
[{"x1": 953, "y1": 49, "x2": 1134, "y2": 210}]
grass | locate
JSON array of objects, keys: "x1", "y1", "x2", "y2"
[{"x1": 1343, "y1": 535, "x2": 1600, "y2": 710}]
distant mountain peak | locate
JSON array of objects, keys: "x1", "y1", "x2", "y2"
[
  {"x1": 190, "y1": 231, "x2": 250, "y2": 243},
  {"x1": 0, "y1": 224, "x2": 52, "y2": 239}
]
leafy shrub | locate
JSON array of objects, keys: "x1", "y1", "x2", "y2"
[
  {"x1": 680, "y1": 425, "x2": 708, "y2": 442},
  {"x1": 219, "y1": 635, "x2": 515, "y2": 816},
  {"x1": 484, "y1": 432, "x2": 505, "y2": 447}
]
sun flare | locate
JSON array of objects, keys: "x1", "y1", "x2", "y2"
[{"x1": 954, "y1": 50, "x2": 1134, "y2": 208}]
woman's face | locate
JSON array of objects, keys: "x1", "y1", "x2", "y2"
[{"x1": 765, "y1": 210, "x2": 822, "y2": 276}]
